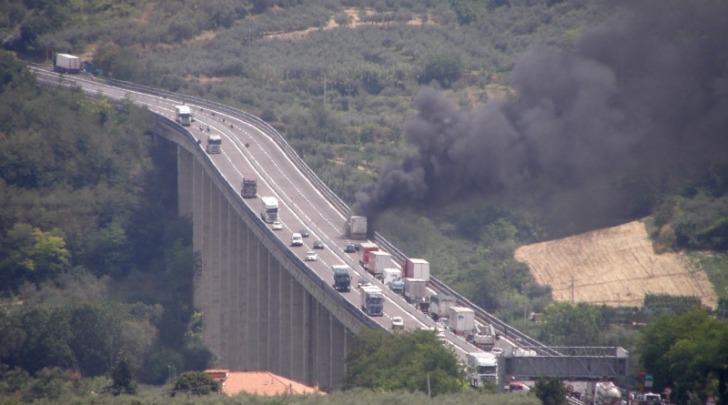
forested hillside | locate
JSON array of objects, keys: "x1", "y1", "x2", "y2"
[
  {"x1": 1, "y1": 0, "x2": 728, "y2": 401},
  {"x1": 0, "y1": 51, "x2": 214, "y2": 399}
]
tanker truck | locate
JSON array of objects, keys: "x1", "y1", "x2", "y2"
[{"x1": 585, "y1": 381, "x2": 622, "y2": 405}]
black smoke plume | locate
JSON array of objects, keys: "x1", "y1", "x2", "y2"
[{"x1": 355, "y1": 0, "x2": 728, "y2": 237}]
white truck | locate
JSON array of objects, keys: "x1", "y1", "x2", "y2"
[
  {"x1": 347, "y1": 215, "x2": 367, "y2": 240},
  {"x1": 260, "y1": 196, "x2": 279, "y2": 223},
  {"x1": 367, "y1": 251, "x2": 394, "y2": 280},
  {"x1": 206, "y1": 134, "x2": 222, "y2": 154},
  {"x1": 360, "y1": 286, "x2": 383, "y2": 317},
  {"x1": 466, "y1": 351, "x2": 498, "y2": 388},
  {"x1": 448, "y1": 306, "x2": 475, "y2": 336},
  {"x1": 585, "y1": 381, "x2": 622, "y2": 405},
  {"x1": 403, "y1": 258, "x2": 430, "y2": 283},
  {"x1": 175, "y1": 105, "x2": 193, "y2": 126},
  {"x1": 382, "y1": 268, "x2": 402, "y2": 286},
  {"x1": 54, "y1": 53, "x2": 81, "y2": 73}
]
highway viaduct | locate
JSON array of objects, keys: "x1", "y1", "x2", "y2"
[
  {"x1": 32, "y1": 66, "x2": 631, "y2": 391},
  {"x1": 164, "y1": 118, "x2": 375, "y2": 390}
]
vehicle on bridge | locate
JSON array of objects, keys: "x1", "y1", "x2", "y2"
[
  {"x1": 403, "y1": 258, "x2": 430, "y2": 283},
  {"x1": 175, "y1": 105, "x2": 194, "y2": 126},
  {"x1": 466, "y1": 351, "x2": 498, "y2": 388},
  {"x1": 391, "y1": 316, "x2": 404, "y2": 332},
  {"x1": 382, "y1": 268, "x2": 401, "y2": 286},
  {"x1": 358, "y1": 242, "x2": 379, "y2": 270},
  {"x1": 430, "y1": 294, "x2": 456, "y2": 321},
  {"x1": 360, "y1": 285, "x2": 383, "y2": 317},
  {"x1": 305, "y1": 250, "x2": 318, "y2": 261},
  {"x1": 291, "y1": 233, "x2": 304, "y2": 247},
  {"x1": 346, "y1": 215, "x2": 368, "y2": 240},
  {"x1": 344, "y1": 242, "x2": 357, "y2": 253},
  {"x1": 366, "y1": 250, "x2": 393, "y2": 281},
  {"x1": 389, "y1": 279, "x2": 405, "y2": 296},
  {"x1": 404, "y1": 278, "x2": 430, "y2": 314},
  {"x1": 332, "y1": 265, "x2": 351, "y2": 292},
  {"x1": 206, "y1": 134, "x2": 222, "y2": 154},
  {"x1": 356, "y1": 277, "x2": 371, "y2": 289},
  {"x1": 260, "y1": 196, "x2": 279, "y2": 223},
  {"x1": 241, "y1": 177, "x2": 257, "y2": 198},
  {"x1": 448, "y1": 306, "x2": 475, "y2": 337}
]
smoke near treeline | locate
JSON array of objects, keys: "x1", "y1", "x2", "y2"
[{"x1": 355, "y1": 0, "x2": 728, "y2": 237}]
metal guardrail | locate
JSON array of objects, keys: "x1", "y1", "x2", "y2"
[{"x1": 33, "y1": 67, "x2": 553, "y2": 352}]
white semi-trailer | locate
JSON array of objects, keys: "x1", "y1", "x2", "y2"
[
  {"x1": 206, "y1": 134, "x2": 222, "y2": 154},
  {"x1": 260, "y1": 196, "x2": 279, "y2": 223},
  {"x1": 175, "y1": 105, "x2": 193, "y2": 126},
  {"x1": 54, "y1": 53, "x2": 81, "y2": 73}
]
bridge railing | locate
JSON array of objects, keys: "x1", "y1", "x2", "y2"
[{"x1": 92, "y1": 75, "x2": 550, "y2": 351}]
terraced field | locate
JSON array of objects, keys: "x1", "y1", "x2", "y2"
[{"x1": 515, "y1": 220, "x2": 717, "y2": 308}]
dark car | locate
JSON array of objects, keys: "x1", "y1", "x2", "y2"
[
  {"x1": 344, "y1": 242, "x2": 356, "y2": 253},
  {"x1": 313, "y1": 240, "x2": 324, "y2": 249},
  {"x1": 357, "y1": 277, "x2": 372, "y2": 289},
  {"x1": 299, "y1": 229, "x2": 310, "y2": 238}
]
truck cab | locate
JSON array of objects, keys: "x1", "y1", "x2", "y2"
[
  {"x1": 206, "y1": 134, "x2": 222, "y2": 154},
  {"x1": 175, "y1": 105, "x2": 193, "y2": 126},
  {"x1": 361, "y1": 286, "x2": 383, "y2": 316},
  {"x1": 241, "y1": 177, "x2": 257, "y2": 198},
  {"x1": 332, "y1": 265, "x2": 352, "y2": 292},
  {"x1": 466, "y1": 352, "x2": 498, "y2": 388},
  {"x1": 260, "y1": 196, "x2": 279, "y2": 223}
]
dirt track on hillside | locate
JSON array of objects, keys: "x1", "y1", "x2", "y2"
[{"x1": 514, "y1": 220, "x2": 717, "y2": 308}]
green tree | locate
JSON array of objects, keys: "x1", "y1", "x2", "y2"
[
  {"x1": 0, "y1": 223, "x2": 71, "y2": 291},
  {"x1": 172, "y1": 371, "x2": 219, "y2": 396},
  {"x1": 67, "y1": 303, "x2": 124, "y2": 377},
  {"x1": 109, "y1": 357, "x2": 136, "y2": 395},
  {"x1": 533, "y1": 376, "x2": 567, "y2": 405},
  {"x1": 418, "y1": 53, "x2": 463, "y2": 88},
  {"x1": 637, "y1": 307, "x2": 728, "y2": 404},
  {"x1": 13, "y1": 307, "x2": 74, "y2": 374},
  {"x1": 538, "y1": 302, "x2": 604, "y2": 346},
  {"x1": 344, "y1": 329, "x2": 464, "y2": 395}
]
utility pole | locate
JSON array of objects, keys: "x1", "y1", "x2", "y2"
[
  {"x1": 570, "y1": 275, "x2": 575, "y2": 304},
  {"x1": 323, "y1": 73, "x2": 327, "y2": 109}
]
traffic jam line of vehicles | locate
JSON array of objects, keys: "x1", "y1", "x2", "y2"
[
  {"x1": 343, "y1": 215, "x2": 503, "y2": 378},
  {"x1": 37, "y1": 63, "x2": 424, "y2": 340},
  {"x1": 146, "y1": 81, "x2": 505, "y2": 391},
  {"x1": 103, "y1": 73, "x2": 509, "y2": 393}
]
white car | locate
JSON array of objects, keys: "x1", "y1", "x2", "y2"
[
  {"x1": 491, "y1": 347, "x2": 503, "y2": 356},
  {"x1": 272, "y1": 221, "x2": 283, "y2": 230},
  {"x1": 391, "y1": 316, "x2": 404, "y2": 331},
  {"x1": 291, "y1": 233, "x2": 303, "y2": 246},
  {"x1": 305, "y1": 251, "x2": 318, "y2": 261}
]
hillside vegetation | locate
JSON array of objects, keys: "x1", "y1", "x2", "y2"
[
  {"x1": 1, "y1": 0, "x2": 728, "y2": 400},
  {"x1": 4, "y1": 0, "x2": 728, "y2": 332}
]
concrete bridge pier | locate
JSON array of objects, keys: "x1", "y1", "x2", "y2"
[{"x1": 175, "y1": 144, "x2": 356, "y2": 391}]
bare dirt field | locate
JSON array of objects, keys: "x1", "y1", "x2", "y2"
[{"x1": 514, "y1": 220, "x2": 717, "y2": 308}]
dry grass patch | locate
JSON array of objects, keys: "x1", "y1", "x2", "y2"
[
  {"x1": 515, "y1": 220, "x2": 717, "y2": 309},
  {"x1": 264, "y1": 8, "x2": 434, "y2": 41}
]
